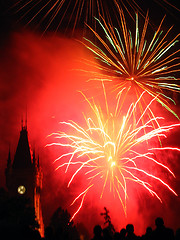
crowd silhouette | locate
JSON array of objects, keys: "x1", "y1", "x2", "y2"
[
  {"x1": 0, "y1": 189, "x2": 180, "y2": 240},
  {"x1": 90, "y1": 218, "x2": 180, "y2": 240},
  {"x1": 41, "y1": 217, "x2": 180, "y2": 240},
  {"x1": 1, "y1": 213, "x2": 180, "y2": 240}
]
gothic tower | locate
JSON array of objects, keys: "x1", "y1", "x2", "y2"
[{"x1": 5, "y1": 124, "x2": 44, "y2": 236}]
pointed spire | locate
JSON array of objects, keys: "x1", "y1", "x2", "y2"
[{"x1": 12, "y1": 127, "x2": 32, "y2": 169}]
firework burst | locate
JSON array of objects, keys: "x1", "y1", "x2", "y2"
[
  {"x1": 82, "y1": 7, "x2": 180, "y2": 118},
  {"x1": 47, "y1": 85, "x2": 180, "y2": 221}
]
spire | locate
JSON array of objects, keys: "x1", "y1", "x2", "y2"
[{"x1": 12, "y1": 127, "x2": 32, "y2": 169}]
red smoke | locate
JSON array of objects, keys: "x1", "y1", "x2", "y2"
[{"x1": 0, "y1": 30, "x2": 180, "y2": 237}]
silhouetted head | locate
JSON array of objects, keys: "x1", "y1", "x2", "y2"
[
  {"x1": 126, "y1": 224, "x2": 134, "y2": 234},
  {"x1": 102, "y1": 227, "x2": 112, "y2": 239},
  {"x1": 146, "y1": 227, "x2": 152, "y2": 235},
  {"x1": 120, "y1": 228, "x2": 126, "y2": 237},
  {"x1": 93, "y1": 225, "x2": 102, "y2": 237},
  {"x1": 155, "y1": 217, "x2": 164, "y2": 228}
]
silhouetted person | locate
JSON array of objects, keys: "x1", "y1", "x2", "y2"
[
  {"x1": 119, "y1": 228, "x2": 126, "y2": 240},
  {"x1": 103, "y1": 227, "x2": 113, "y2": 240},
  {"x1": 125, "y1": 224, "x2": 138, "y2": 240},
  {"x1": 152, "y1": 217, "x2": 174, "y2": 240},
  {"x1": 91, "y1": 225, "x2": 104, "y2": 240},
  {"x1": 141, "y1": 227, "x2": 152, "y2": 240}
]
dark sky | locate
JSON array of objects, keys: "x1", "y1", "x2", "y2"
[{"x1": 0, "y1": 0, "x2": 180, "y2": 237}]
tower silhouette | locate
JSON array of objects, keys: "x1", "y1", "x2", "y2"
[{"x1": 5, "y1": 123, "x2": 44, "y2": 236}]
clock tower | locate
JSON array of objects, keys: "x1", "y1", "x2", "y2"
[{"x1": 5, "y1": 124, "x2": 44, "y2": 236}]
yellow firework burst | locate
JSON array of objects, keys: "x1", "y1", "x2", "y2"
[{"x1": 47, "y1": 84, "x2": 180, "y2": 221}]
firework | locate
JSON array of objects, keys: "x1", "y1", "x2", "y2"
[
  {"x1": 46, "y1": 85, "x2": 180, "y2": 221},
  {"x1": 82, "y1": 7, "x2": 180, "y2": 118}
]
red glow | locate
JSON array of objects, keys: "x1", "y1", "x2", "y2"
[{"x1": 0, "y1": 31, "x2": 180, "y2": 235}]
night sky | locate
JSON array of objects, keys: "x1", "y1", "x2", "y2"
[{"x1": 0, "y1": 0, "x2": 180, "y2": 237}]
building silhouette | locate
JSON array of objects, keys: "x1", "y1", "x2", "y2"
[{"x1": 5, "y1": 123, "x2": 44, "y2": 236}]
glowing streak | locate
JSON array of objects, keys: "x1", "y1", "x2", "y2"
[
  {"x1": 12, "y1": 0, "x2": 111, "y2": 34},
  {"x1": 126, "y1": 166, "x2": 177, "y2": 196},
  {"x1": 70, "y1": 185, "x2": 93, "y2": 222},
  {"x1": 149, "y1": 147, "x2": 180, "y2": 152},
  {"x1": 130, "y1": 150, "x2": 175, "y2": 177}
]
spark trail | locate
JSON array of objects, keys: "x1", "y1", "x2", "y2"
[
  {"x1": 12, "y1": 0, "x2": 180, "y2": 36},
  {"x1": 12, "y1": 0, "x2": 110, "y2": 34},
  {"x1": 47, "y1": 85, "x2": 180, "y2": 221}
]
